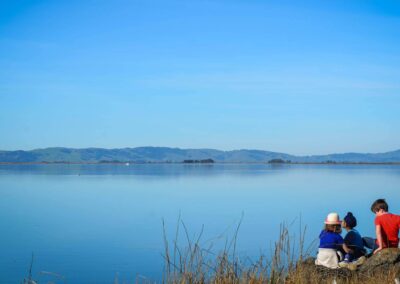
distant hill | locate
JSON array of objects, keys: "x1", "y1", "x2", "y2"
[{"x1": 0, "y1": 147, "x2": 399, "y2": 163}]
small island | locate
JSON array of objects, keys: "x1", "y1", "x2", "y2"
[{"x1": 182, "y1": 159, "x2": 215, "y2": 164}]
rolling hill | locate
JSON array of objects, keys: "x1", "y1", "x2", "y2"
[{"x1": 0, "y1": 147, "x2": 399, "y2": 163}]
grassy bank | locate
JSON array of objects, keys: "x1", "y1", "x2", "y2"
[{"x1": 161, "y1": 219, "x2": 400, "y2": 284}]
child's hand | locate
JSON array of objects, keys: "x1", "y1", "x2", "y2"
[{"x1": 373, "y1": 247, "x2": 383, "y2": 254}]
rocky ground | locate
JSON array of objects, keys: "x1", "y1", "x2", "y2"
[{"x1": 290, "y1": 248, "x2": 400, "y2": 283}]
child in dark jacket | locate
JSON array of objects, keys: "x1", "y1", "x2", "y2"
[{"x1": 339, "y1": 212, "x2": 366, "y2": 268}]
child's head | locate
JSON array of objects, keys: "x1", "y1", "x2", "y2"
[
  {"x1": 343, "y1": 212, "x2": 357, "y2": 229},
  {"x1": 325, "y1": 223, "x2": 342, "y2": 233},
  {"x1": 371, "y1": 199, "x2": 388, "y2": 214},
  {"x1": 324, "y1": 212, "x2": 342, "y2": 233}
]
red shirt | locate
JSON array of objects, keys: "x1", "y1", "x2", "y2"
[{"x1": 375, "y1": 213, "x2": 400, "y2": 248}]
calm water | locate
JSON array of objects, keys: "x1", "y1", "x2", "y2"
[{"x1": 1, "y1": 164, "x2": 399, "y2": 283}]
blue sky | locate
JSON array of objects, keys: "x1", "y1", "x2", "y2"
[{"x1": 0, "y1": 0, "x2": 399, "y2": 155}]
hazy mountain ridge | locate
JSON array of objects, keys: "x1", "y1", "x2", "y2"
[{"x1": 1, "y1": 147, "x2": 400, "y2": 163}]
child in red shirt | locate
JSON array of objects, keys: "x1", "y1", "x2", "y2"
[{"x1": 363, "y1": 199, "x2": 400, "y2": 254}]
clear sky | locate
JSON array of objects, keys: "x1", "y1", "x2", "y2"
[{"x1": 0, "y1": 0, "x2": 399, "y2": 155}]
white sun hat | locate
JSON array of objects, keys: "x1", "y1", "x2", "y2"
[{"x1": 324, "y1": 212, "x2": 342, "y2": 225}]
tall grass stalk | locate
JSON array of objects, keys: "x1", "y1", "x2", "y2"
[{"x1": 162, "y1": 217, "x2": 312, "y2": 284}]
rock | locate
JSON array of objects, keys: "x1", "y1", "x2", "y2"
[
  {"x1": 358, "y1": 248, "x2": 400, "y2": 276},
  {"x1": 295, "y1": 257, "x2": 354, "y2": 281},
  {"x1": 290, "y1": 249, "x2": 400, "y2": 282}
]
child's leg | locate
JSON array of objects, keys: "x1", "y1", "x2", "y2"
[
  {"x1": 362, "y1": 237, "x2": 378, "y2": 250},
  {"x1": 355, "y1": 247, "x2": 366, "y2": 258},
  {"x1": 344, "y1": 253, "x2": 354, "y2": 262},
  {"x1": 343, "y1": 247, "x2": 355, "y2": 263}
]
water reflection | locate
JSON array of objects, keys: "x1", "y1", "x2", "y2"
[{"x1": 0, "y1": 164, "x2": 399, "y2": 283}]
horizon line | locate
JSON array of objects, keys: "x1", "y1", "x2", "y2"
[{"x1": 1, "y1": 146, "x2": 399, "y2": 157}]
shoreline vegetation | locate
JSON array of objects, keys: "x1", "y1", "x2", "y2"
[
  {"x1": 160, "y1": 220, "x2": 400, "y2": 284},
  {"x1": 24, "y1": 220, "x2": 399, "y2": 283}
]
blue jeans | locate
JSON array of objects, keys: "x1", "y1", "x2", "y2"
[
  {"x1": 363, "y1": 237, "x2": 378, "y2": 250},
  {"x1": 344, "y1": 246, "x2": 366, "y2": 262},
  {"x1": 344, "y1": 253, "x2": 355, "y2": 262}
]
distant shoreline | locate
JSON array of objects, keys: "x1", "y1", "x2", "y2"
[
  {"x1": 1, "y1": 162, "x2": 400, "y2": 165},
  {"x1": 1, "y1": 147, "x2": 399, "y2": 164}
]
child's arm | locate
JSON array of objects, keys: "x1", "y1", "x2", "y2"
[
  {"x1": 374, "y1": 224, "x2": 383, "y2": 254},
  {"x1": 342, "y1": 243, "x2": 352, "y2": 253}
]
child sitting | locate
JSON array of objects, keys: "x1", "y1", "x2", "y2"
[
  {"x1": 339, "y1": 212, "x2": 366, "y2": 268},
  {"x1": 363, "y1": 199, "x2": 400, "y2": 254},
  {"x1": 315, "y1": 212, "x2": 344, "y2": 269}
]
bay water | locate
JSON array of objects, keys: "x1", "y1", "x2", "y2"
[{"x1": 1, "y1": 164, "x2": 399, "y2": 283}]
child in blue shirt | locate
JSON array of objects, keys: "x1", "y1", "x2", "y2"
[
  {"x1": 319, "y1": 227, "x2": 344, "y2": 249},
  {"x1": 315, "y1": 212, "x2": 345, "y2": 268}
]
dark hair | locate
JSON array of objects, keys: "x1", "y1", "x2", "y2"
[
  {"x1": 371, "y1": 199, "x2": 388, "y2": 213},
  {"x1": 344, "y1": 212, "x2": 357, "y2": 228},
  {"x1": 325, "y1": 224, "x2": 342, "y2": 233}
]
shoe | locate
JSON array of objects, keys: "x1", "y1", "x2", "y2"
[
  {"x1": 339, "y1": 260, "x2": 358, "y2": 271},
  {"x1": 338, "y1": 261, "x2": 349, "y2": 268},
  {"x1": 354, "y1": 256, "x2": 366, "y2": 266},
  {"x1": 347, "y1": 262, "x2": 358, "y2": 271}
]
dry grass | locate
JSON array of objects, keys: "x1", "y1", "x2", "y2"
[
  {"x1": 162, "y1": 216, "x2": 309, "y2": 284},
  {"x1": 161, "y1": 217, "x2": 399, "y2": 284}
]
